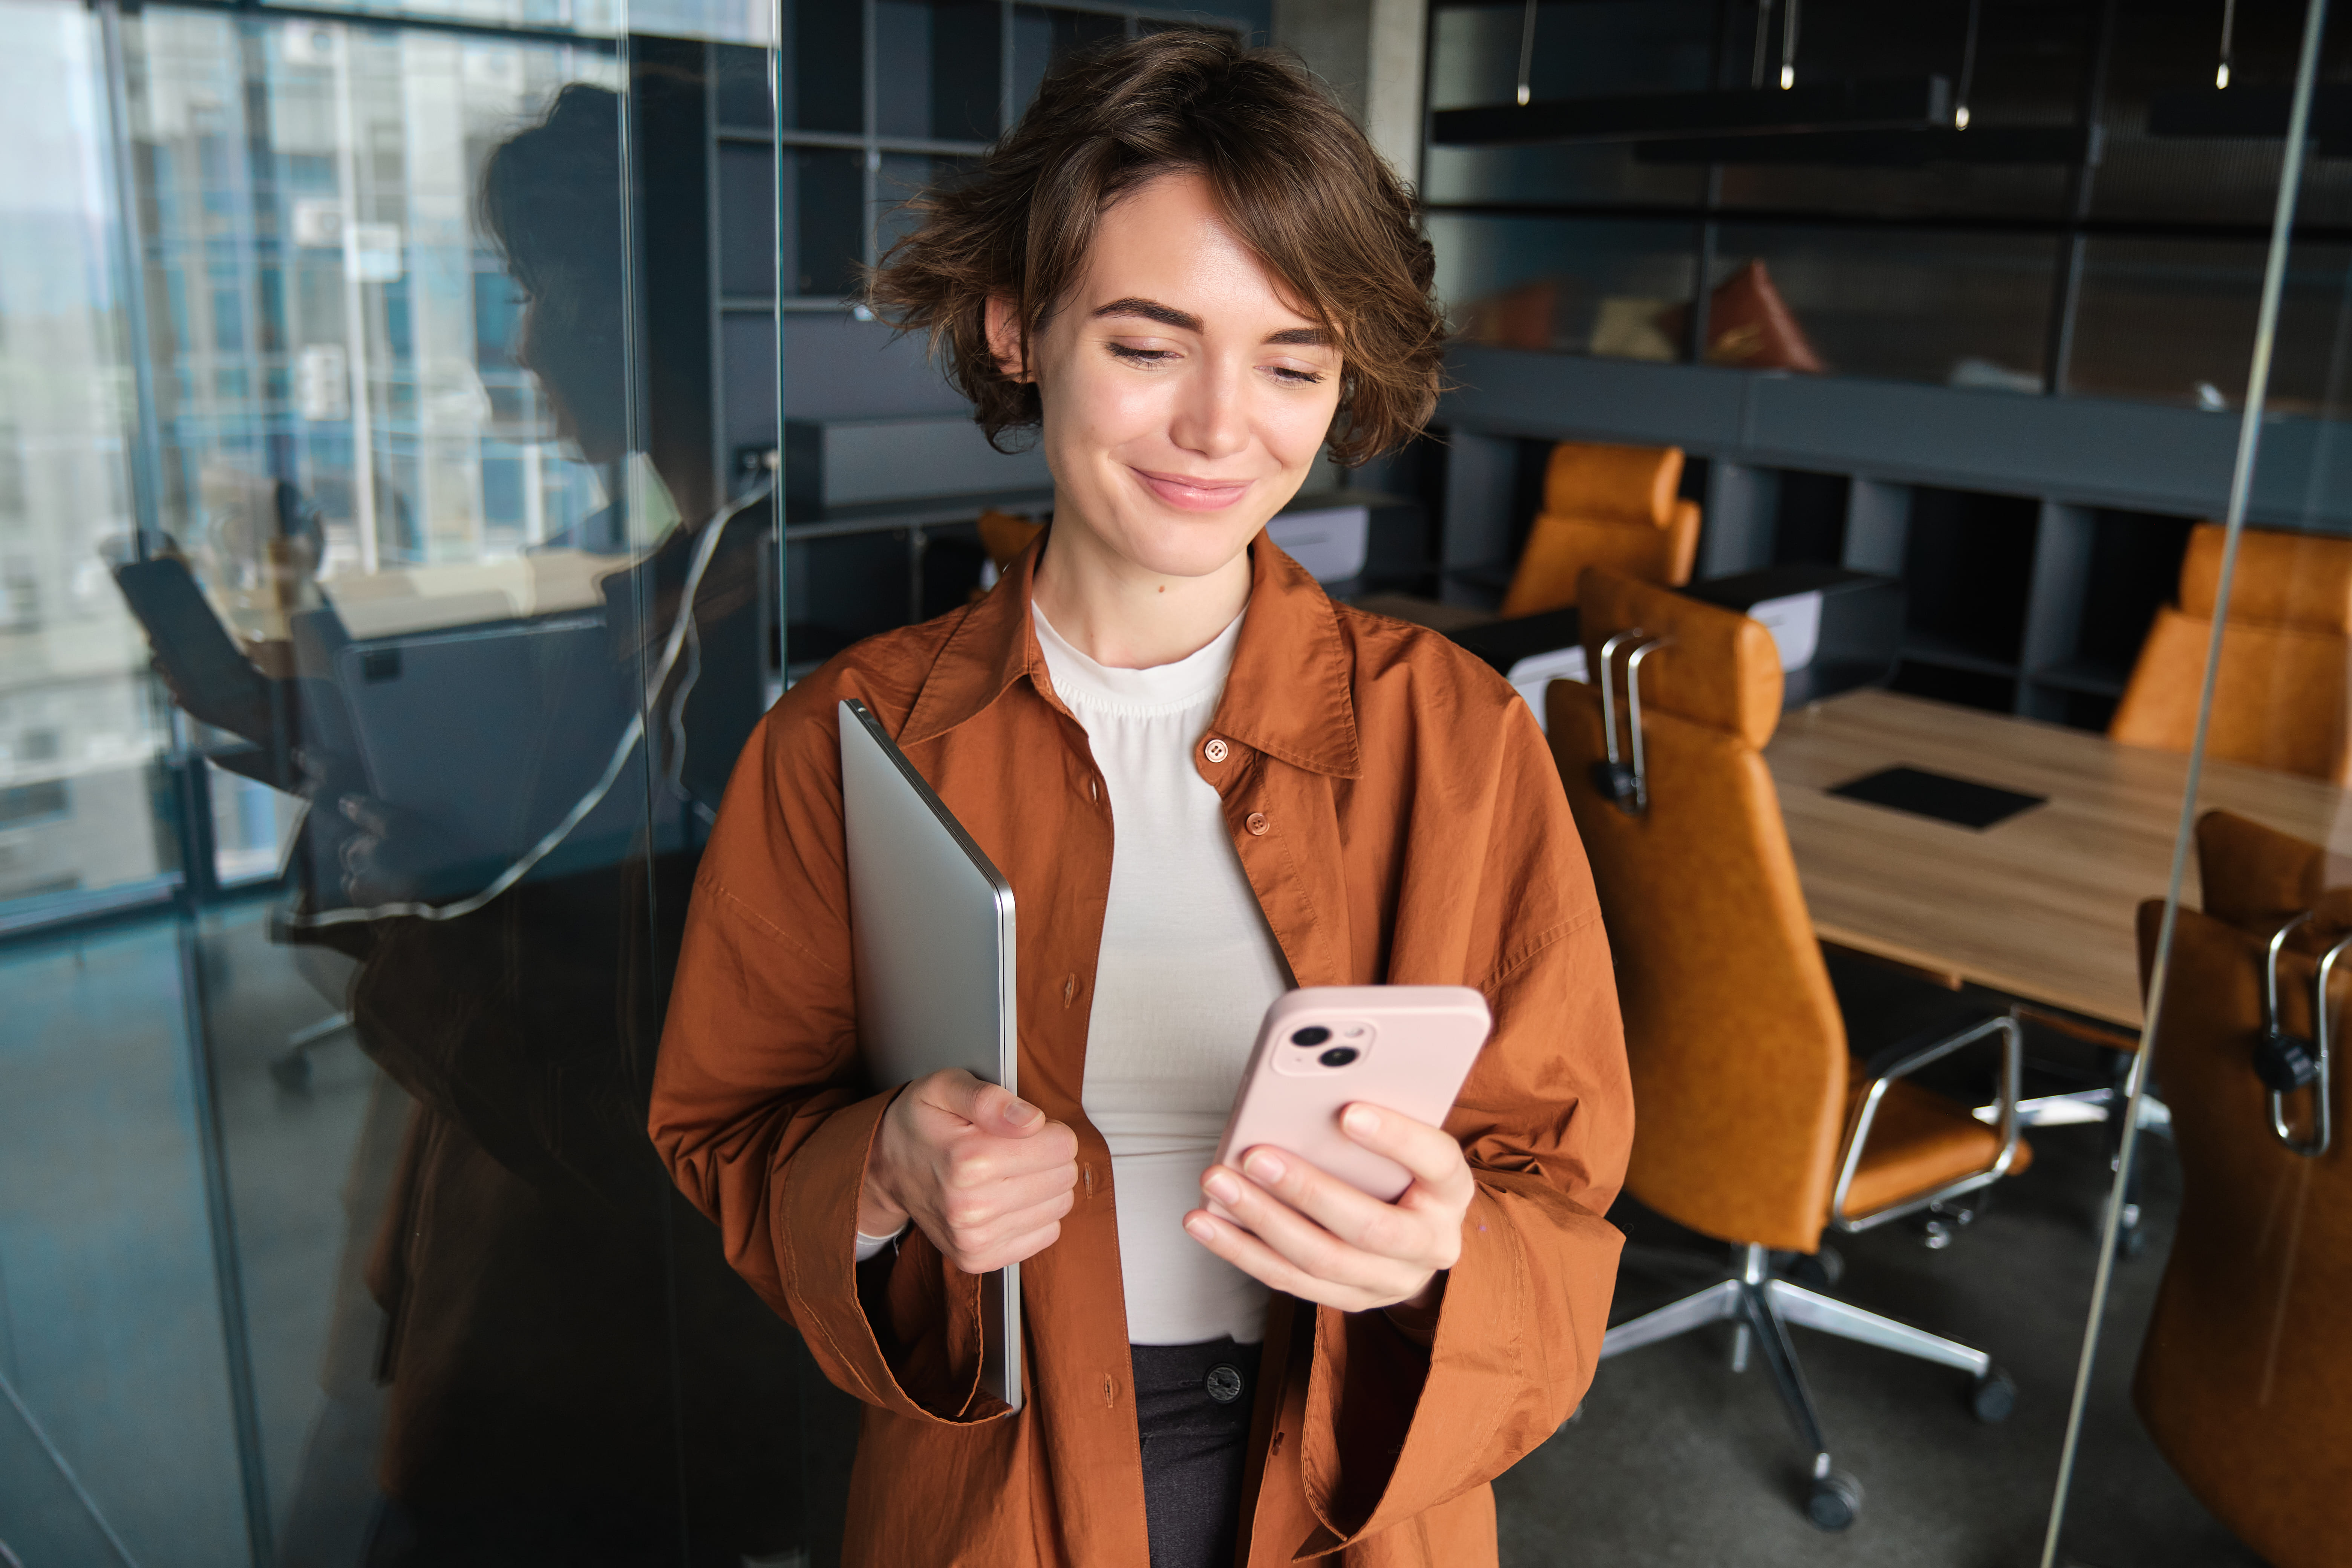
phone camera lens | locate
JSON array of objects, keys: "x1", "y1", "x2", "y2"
[
  {"x1": 1291, "y1": 1026, "x2": 1331, "y2": 1047},
  {"x1": 1318, "y1": 1046, "x2": 1359, "y2": 1068}
]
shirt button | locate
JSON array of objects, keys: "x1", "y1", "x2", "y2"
[
  {"x1": 1205, "y1": 1363, "x2": 1245, "y2": 1404},
  {"x1": 1245, "y1": 812, "x2": 1270, "y2": 836},
  {"x1": 1203, "y1": 737, "x2": 1229, "y2": 764}
]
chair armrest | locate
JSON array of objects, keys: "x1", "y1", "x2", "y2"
[
  {"x1": 1830, "y1": 1012, "x2": 2025, "y2": 1232},
  {"x1": 1857, "y1": 1011, "x2": 2000, "y2": 1084}
]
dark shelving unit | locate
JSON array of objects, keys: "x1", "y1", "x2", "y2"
[
  {"x1": 726, "y1": 2, "x2": 1253, "y2": 671},
  {"x1": 1429, "y1": 349, "x2": 2261, "y2": 732}
]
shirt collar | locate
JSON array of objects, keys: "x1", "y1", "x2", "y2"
[{"x1": 899, "y1": 527, "x2": 1363, "y2": 780}]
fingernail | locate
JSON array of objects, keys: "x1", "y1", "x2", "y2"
[
  {"x1": 1203, "y1": 1171, "x2": 1241, "y2": 1205},
  {"x1": 1004, "y1": 1098, "x2": 1041, "y2": 1127},
  {"x1": 1343, "y1": 1104, "x2": 1378, "y2": 1135},
  {"x1": 1243, "y1": 1150, "x2": 1284, "y2": 1184},
  {"x1": 1185, "y1": 1214, "x2": 1215, "y2": 1241}
]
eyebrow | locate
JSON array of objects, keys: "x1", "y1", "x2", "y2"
[{"x1": 1092, "y1": 297, "x2": 1335, "y2": 348}]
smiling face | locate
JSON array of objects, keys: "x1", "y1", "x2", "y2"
[{"x1": 990, "y1": 171, "x2": 1345, "y2": 585}]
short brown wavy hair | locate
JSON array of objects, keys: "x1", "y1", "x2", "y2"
[{"x1": 866, "y1": 31, "x2": 1444, "y2": 468}]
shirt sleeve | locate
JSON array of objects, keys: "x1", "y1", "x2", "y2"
[
  {"x1": 647, "y1": 690, "x2": 1003, "y2": 1426},
  {"x1": 1297, "y1": 689, "x2": 1635, "y2": 1550}
]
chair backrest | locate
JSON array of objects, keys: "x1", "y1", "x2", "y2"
[
  {"x1": 1500, "y1": 443, "x2": 1701, "y2": 619},
  {"x1": 2132, "y1": 868, "x2": 2352, "y2": 1568},
  {"x1": 2196, "y1": 808, "x2": 2327, "y2": 934},
  {"x1": 2111, "y1": 523, "x2": 2352, "y2": 783},
  {"x1": 1547, "y1": 567, "x2": 1849, "y2": 1253},
  {"x1": 978, "y1": 510, "x2": 1044, "y2": 573}
]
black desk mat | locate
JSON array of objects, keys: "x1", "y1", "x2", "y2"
[{"x1": 1827, "y1": 765, "x2": 2046, "y2": 830}]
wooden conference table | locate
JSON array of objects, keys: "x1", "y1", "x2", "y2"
[{"x1": 1765, "y1": 689, "x2": 2352, "y2": 1031}]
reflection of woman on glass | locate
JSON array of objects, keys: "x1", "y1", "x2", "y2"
[
  {"x1": 652, "y1": 34, "x2": 1632, "y2": 1568},
  {"x1": 288, "y1": 76, "x2": 802, "y2": 1566}
]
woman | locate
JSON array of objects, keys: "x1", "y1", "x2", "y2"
[{"x1": 650, "y1": 31, "x2": 1632, "y2": 1568}]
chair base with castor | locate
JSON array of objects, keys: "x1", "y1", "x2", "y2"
[
  {"x1": 1601, "y1": 1240, "x2": 2016, "y2": 1531},
  {"x1": 270, "y1": 1010, "x2": 352, "y2": 1092}
]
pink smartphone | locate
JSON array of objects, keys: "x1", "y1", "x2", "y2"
[{"x1": 1211, "y1": 985, "x2": 1492, "y2": 1205}]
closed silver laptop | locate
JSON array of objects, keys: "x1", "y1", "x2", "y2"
[{"x1": 838, "y1": 698, "x2": 1021, "y2": 1413}]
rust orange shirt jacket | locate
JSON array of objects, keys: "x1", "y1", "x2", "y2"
[{"x1": 649, "y1": 536, "x2": 1632, "y2": 1566}]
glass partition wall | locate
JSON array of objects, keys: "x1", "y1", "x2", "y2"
[
  {"x1": 2041, "y1": 3, "x2": 2347, "y2": 1567},
  {"x1": 1420, "y1": 2, "x2": 2342, "y2": 1565},
  {"x1": 0, "y1": 0, "x2": 816, "y2": 1562}
]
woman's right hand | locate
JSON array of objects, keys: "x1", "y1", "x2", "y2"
[{"x1": 860, "y1": 1069, "x2": 1078, "y2": 1274}]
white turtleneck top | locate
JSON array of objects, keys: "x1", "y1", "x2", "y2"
[{"x1": 1033, "y1": 602, "x2": 1289, "y2": 1345}]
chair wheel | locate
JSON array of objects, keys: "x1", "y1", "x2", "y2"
[
  {"x1": 1805, "y1": 1468, "x2": 1862, "y2": 1531},
  {"x1": 1971, "y1": 1367, "x2": 2017, "y2": 1424},
  {"x1": 1789, "y1": 1247, "x2": 1845, "y2": 1290}
]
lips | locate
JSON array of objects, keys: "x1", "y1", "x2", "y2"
[{"x1": 1132, "y1": 467, "x2": 1254, "y2": 512}]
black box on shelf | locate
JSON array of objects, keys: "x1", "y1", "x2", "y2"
[
  {"x1": 1446, "y1": 606, "x2": 1583, "y2": 679},
  {"x1": 1684, "y1": 565, "x2": 1903, "y2": 708}
]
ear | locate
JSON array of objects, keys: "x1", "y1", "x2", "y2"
[{"x1": 983, "y1": 293, "x2": 1031, "y2": 383}]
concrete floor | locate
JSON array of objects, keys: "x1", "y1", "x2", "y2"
[
  {"x1": 0, "y1": 906, "x2": 383, "y2": 1568},
  {"x1": 1497, "y1": 1119, "x2": 2257, "y2": 1568}
]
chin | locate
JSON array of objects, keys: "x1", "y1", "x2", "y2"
[{"x1": 1114, "y1": 509, "x2": 1270, "y2": 580}]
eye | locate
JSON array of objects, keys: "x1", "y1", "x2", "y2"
[
  {"x1": 1107, "y1": 342, "x2": 1176, "y2": 367},
  {"x1": 1265, "y1": 364, "x2": 1326, "y2": 386}
]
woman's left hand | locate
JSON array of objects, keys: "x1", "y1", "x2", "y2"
[{"x1": 1184, "y1": 1102, "x2": 1474, "y2": 1314}]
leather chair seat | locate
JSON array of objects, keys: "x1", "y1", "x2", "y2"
[
  {"x1": 1839, "y1": 1075, "x2": 2034, "y2": 1219},
  {"x1": 1821, "y1": 945, "x2": 2033, "y2": 1219}
]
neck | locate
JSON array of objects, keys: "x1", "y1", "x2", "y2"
[{"x1": 1030, "y1": 520, "x2": 1253, "y2": 670}]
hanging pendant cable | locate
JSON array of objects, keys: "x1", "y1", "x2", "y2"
[
  {"x1": 2218, "y1": 0, "x2": 2238, "y2": 87},
  {"x1": 1779, "y1": 0, "x2": 1800, "y2": 88},
  {"x1": 1515, "y1": 0, "x2": 1537, "y2": 106},
  {"x1": 1956, "y1": 0, "x2": 1983, "y2": 127},
  {"x1": 1750, "y1": 0, "x2": 1775, "y2": 89}
]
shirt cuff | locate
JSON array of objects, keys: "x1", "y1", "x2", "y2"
[{"x1": 853, "y1": 1222, "x2": 909, "y2": 1263}]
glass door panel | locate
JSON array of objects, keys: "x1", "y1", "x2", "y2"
[{"x1": 2043, "y1": 5, "x2": 2352, "y2": 1566}]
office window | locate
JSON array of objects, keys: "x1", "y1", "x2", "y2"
[
  {"x1": 0, "y1": 776, "x2": 67, "y2": 825},
  {"x1": 0, "y1": 0, "x2": 172, "y2": 910}
]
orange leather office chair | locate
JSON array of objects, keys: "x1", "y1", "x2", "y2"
[
  {"x1": 1550, "y1": 568, "x2": 2031, "y2": 1531},
  {"x1": 2127, "y1": 810, "x2": 2350, "y2": 1568},
  {"x1": 2110, "y1": 523, "x2": 2352, "y2": 784},
  {"x1": 977, "y1": 509, "x2": 1044, "y2": 573},
  {"x1": 1498, "y1": 441, "x2": 1702, "y2": 619}
]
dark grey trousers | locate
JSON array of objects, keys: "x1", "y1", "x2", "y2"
[{"x1": 1130, "y1": 1337, "x2": 1264, "y2": 1568}]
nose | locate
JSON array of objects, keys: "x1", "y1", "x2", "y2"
[{"x1": 1165, "y1": 348, "x2": 1251, "y2": 463}]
